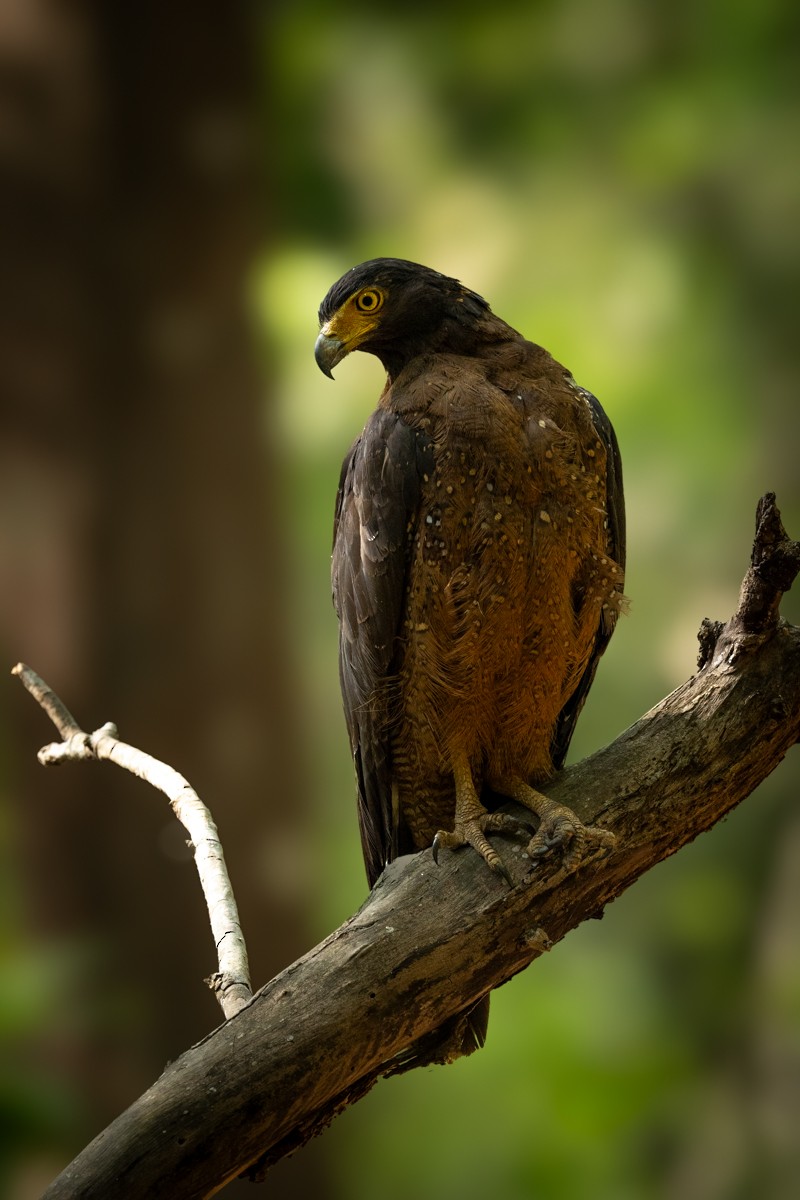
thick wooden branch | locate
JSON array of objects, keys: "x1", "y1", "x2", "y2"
[{"x1": 40, "y1": 495, "x2": 800, "y2": 1199}]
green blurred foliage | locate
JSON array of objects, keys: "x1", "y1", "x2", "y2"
[
  {"x1": 256, "y1": 1, "x2": 800, "y2": 1197},
  {"x1": 0, "y1": 803, "x2": 87, "y2": 1195}
]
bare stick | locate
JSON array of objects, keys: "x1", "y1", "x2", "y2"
[
  {"x1": 11, "y1": 664, "x2": 252, "y2": 1018},
  {"x1": 11, "y1": 663, "x2": 85, "y2": 741}
]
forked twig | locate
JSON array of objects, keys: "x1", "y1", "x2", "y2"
[{"x1": 11, "y1": 663, "x2": 252, "y2": 1018}]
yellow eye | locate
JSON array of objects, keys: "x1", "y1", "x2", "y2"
[{"x1": 354, "y1": 288, "x2": 384, "y2": 313}]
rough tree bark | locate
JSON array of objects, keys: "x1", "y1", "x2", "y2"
[{"x1": 32, "y1": 495, "x2": 800, "y2": 1199}]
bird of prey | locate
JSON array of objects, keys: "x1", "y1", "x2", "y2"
[{"x1": 316, "y1": 258, "x2": 625, "y2": 1055}]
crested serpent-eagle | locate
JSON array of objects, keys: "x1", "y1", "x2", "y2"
[{"x1": 316, "y1": 258, "x2": 626, "y2": 1056}]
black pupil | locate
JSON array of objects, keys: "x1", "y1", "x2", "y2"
[{"x1": 361, "y1": 293, "x2": 375, "y2": 308}]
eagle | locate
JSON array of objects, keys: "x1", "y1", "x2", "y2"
[{"x1": 316, "y1": 258, "x2": 625, "y2": 1055}]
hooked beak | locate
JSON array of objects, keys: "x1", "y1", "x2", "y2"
[{"x1": 314, "y1": 331, "x2": 347, "y2": 379}]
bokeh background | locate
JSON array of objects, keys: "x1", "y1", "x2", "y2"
[{"x1": 1, "y1": 2, "x2": 799, "y2": 1197}]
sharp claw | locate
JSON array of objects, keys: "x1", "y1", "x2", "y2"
[
  {"x1": 526, "y1": 827, "x2": 569, "y2": 864},
  {"x1": 431, "y1": 834, "x2": 441, "y2": 865},
  {"x1": 492, "y1": 860, "x2": 513, "y2": 888}
]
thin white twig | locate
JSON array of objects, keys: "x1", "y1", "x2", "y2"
[{"x1": 12, "y1": 662, "x2": 252, "y2": 1018}]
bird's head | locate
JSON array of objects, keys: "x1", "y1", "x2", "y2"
[{"x1": 315, "y1": 258, "x2": 490, "y2": 381}]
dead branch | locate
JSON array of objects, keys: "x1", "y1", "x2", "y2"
[
  {"x1": 35, "y1": 494, "x2": 800, "y2": 1199},
  {"x1": 12, "y1": 664, "x2": 252, "y2": 1018}
]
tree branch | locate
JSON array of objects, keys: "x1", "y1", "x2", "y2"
[
  {"x1": 37, "y1": 495, "x2": 800, "y2": 1199},
  {"x1": 12, "y1": 664, "x2": 252, "y2": 1018}
]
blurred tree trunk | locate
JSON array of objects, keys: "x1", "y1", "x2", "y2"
[{"x1": 0, "y1": 3, "x2": 326, "y2": 1194}]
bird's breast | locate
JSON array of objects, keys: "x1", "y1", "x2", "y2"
[{"x1": 390, "y1": 375, "x2": 619, "y2": 718}]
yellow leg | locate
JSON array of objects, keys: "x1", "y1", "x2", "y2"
[
  {"x1": 432, "y1": 753, "x2": 530, "y2": 884},
  {"x1": 491, "y1": 777, "x2": 616, "y2": 872}
]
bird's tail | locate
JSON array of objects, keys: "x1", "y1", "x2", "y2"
[{"x1": 385, "y1": 994, "x2": 490, "y2": 1075}]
